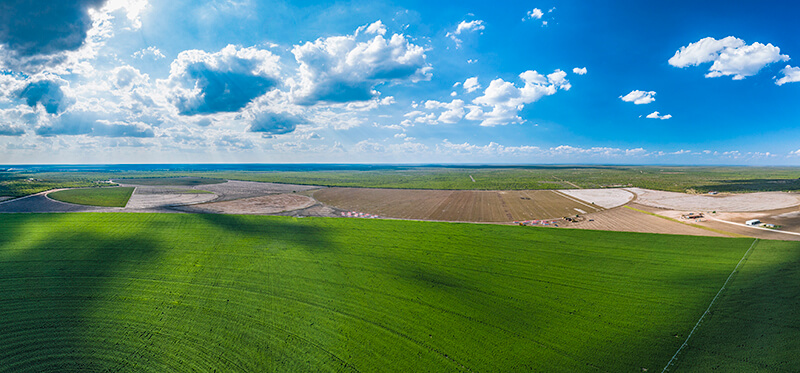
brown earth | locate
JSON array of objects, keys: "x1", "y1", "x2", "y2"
[
  {"x1": 556, "y1": 205, "x2": 730, "y2": 237},
  {"x1": 624, "y1": 204, "x2": 800, "y2": 241},
  {"x1": 313, "y1": 188, "x2": 602, "y2": 222},
  {"x1": 179, "y1": 194, "x2": 317, "y2": 215}
]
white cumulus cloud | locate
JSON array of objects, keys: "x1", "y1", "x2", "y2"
[
  {"x1": 292, "y1": 21, "x2": 431, "y2": 105},
  {"x1": 467, "y1": 69, "x2": 571, "y2": 126},
  {"x1": 463, "y1": 76, "x2": 481, "y2": 93},
  {"x1": 132, "y1": 46, "x2": 165, "y2": 60},
  {"x1": 454, "y1": 20, "x2": 485, "y2": 34},
  {"x1": 447, "y1": 20, "x2": 485, "y2": 47},
  {"x1": 424, "y1": 99, "x2": 465, "y2": 124},
  {"x1": 162, "y1": 44, "x2": 281, "y2": 115},
  {"x1": 620, "y1": 90, "x2": 656, "y2": 105},
  {"x1": 525, "y1": 8, "x2": 544, "y2": 20},
  {"x1": 645, "y1": 111, "x2": 671, "y2": 120},
  {"x1": 572, "y1": 67, "x2": 587, "y2": 75},
  {"x1": 776, "y1": 65, "x2": 800, "y2": 86},
  {"x1": 669, "y1": 36, "x2": 789, "y2": 80},
  {"x1": 364, "y1": 20, "x2": 387, "y2": 35}
]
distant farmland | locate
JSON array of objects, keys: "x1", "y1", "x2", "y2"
[
  {"x1": 1, "y1": 213, "x2": 794, "y2": 371},
  {"x1": 5, "y1": 165, "x2": 800, "y2": 198},
  {"x1": 48, "y1": 187, "x2": 135, "y2": 207},
  {"x1": 314, "y1": 187, "x2": 603, "y2": 221}
]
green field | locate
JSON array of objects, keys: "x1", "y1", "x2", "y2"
[
  {"x1": 48, "y1": 187, "x2": 135, "y2": 207},
  {"x1": 113, "y1": 177, "x2": 226, "y2": 186},
  {"x1": 1, "y1": 213, "x2": 794, "y2": 371},
  {"x1": 674, "y1": 239, "x2": 800, "y2": 371}
]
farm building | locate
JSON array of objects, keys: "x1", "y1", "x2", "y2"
[{"x1": 745, "y1": 219, "x2": 762, "y2": 226}]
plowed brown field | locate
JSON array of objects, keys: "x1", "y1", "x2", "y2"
[{"x1": 313, "y1": 188, "x2": 601, "y2": 222}]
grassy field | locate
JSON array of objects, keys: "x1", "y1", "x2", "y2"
[
  {"x1": 673, "y1": 239, "x2": 800, "y2": 371},
  {"x1": 1, "y1": 213, "x2": 791, "y2": 371},
  {"x1": 48, "y1": 187, "x2": 135, "y2": 207}
]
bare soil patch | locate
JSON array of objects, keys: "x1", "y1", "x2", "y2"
[
  {"x1": 704, "y1": 206, "x2": 800, "y2": 235},
  {"x1": 196, "y1": 180, "x2": 321, "y2": 201},
  {"x1": 181, "y1": 194, "x2": 316, "y2": 214},
  {"x1": 628, "y1": 187, "x2": 800, "y2": 212},
  {"x1": 314, "y1": 188, "x2": 599, "y2": 222},
  {"x1": 125, "y1": 192, "x2": 217, "y2": 209},
  {"x1": 557, "y1": 205, "x2": 729, "y2": 237},
  {"x1": 120, "y1": 186, "x2": 211, "y2": 195},
  {"x1": 558, "y1": 188, "x2": 634, "y2": 208},
  {"x1": 623, "y1": 204, "x2": 800, "y2": 241}
]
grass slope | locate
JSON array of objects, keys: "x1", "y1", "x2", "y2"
[
  {"x1": 48, "y1": 187, "x2": 135, "y2": 207},
  {"x1": 0, "y1": 214, "x2": 784, "y2": 372}
]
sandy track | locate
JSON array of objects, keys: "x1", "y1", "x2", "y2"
[
  {"x1": 558, "y1": 188, "x2": 634, "y2": 208},
  {"x1": 628, "y1": 188, "x2": 800, "y2": 212},
  {"x1": 179, "y1": 194, "x2": 316, "y2": 214}
]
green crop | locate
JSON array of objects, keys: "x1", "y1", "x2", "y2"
[
  {"x1": 48, "y1": 187, "x2": 135, "y2": 207},
  {"x1": 1, "y1": 213, "x2": 790, "y2": 371}
]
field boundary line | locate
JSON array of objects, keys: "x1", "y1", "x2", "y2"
[
  {"x1": 552, "y1": 190, "x2": 601, "y2": 212},
  {"x1": 622, "y1": 206, "x2": 747, "y2": 238},
  {"x1": 661, "y1": 238, "x2": 759, "y2": 372},
  {"x1": 552, "y1": 176, "x2": 581, "y2": 189},
  {"x1": 125, "y1": 186, "x2": 137, "y2": 209},
  {"x1": 0, "y1": 188, "x2": 72, "y2": 206}
]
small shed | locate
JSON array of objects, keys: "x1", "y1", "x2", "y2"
[{"x1": 745, "y1": 219, "x2": 761, "y2": 226}]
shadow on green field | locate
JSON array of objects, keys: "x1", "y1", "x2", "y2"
[
  {"x1": 395, "y1": 261, "x2": 470, "y2": 291},
  {"x1": 0, "y1": 215, "x2": 163, "y2": 372},
  {"x1": 672, "y1": 240, "x2": 800, "y2": 371},
  {"x1": 193, "y1": 213, "x2": 334, "y2": 252}
]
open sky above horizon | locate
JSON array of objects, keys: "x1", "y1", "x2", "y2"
[{"x1": 1, "y1": 0, "x2": 799, "y2": 165}]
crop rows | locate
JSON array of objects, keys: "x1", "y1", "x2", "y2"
[
  {"x1": 0, "y1": 213, "x2": 782, "y2": 371},
  {"x1": 48, "y1": 187, "x2": 135, "y2": 207}
]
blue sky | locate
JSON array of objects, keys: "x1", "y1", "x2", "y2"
[{"x1": 1, "y1": 0, "x2": 799, "y2": 164}]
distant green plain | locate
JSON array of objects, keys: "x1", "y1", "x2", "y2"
[
  {"x1": 4, "y1": 165, "x2": 800, "y2": 197},
  {"x1": 48, "y1": 187, "x2": 135, "y2": 207},
  {"x1": 113, "y1": 177, "x2": 225, "y2": 186},
  {"x1": 1, "y1": 213, "x2": 794, "y2": 371}
]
